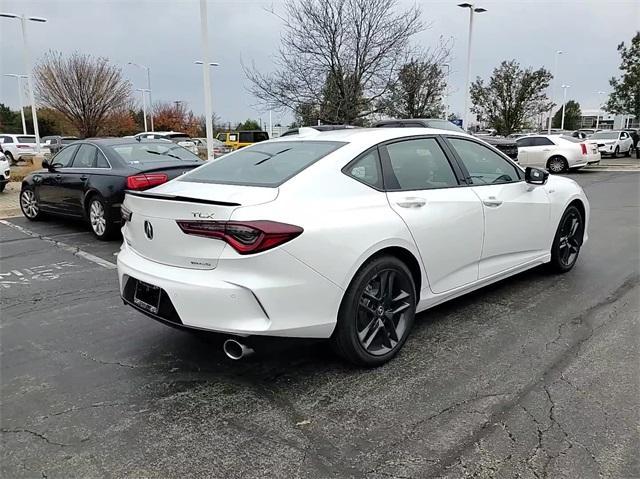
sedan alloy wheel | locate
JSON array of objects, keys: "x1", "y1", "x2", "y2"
[
  {"x1": 20, "y1": 189, "x2": 40, "y2": 220},
  {"x1": 89, "y1": 199, "x2": 107, "y2": 237}
]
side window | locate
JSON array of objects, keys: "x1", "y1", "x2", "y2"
[
  {"x1": 71, "y1": 144, "x2": 97, "y2": 168},
  {"x1": 385, "y1": 138, "x2": 459, "y2": 190},
  {"x1": 620, "y1": 132, "x2": 628, "y2": 139},
  {"x1": 52, "y1": 144, "x2": 79, "y2": 168},
  {"x1": 96, "y1": 150, "x2": 110, "y2": 168},
  {"x1": 216, "y1": 133, "x2": 226, "y2": 142},
  {"x1": 532, "y1": 137, "x2": 554, "y2": 146},
  {"x1": 239, "y1": 132, "x2": 252, "y2": 143},
  {"x1": 1, "y1": 136, "x2": 14, "y2": 144},
  {"x1": 344, "y1": 148, "x2": 382, "y2": 189},
  {"x1": 229, "y1": 133, "x2": 238, "y2": 142},
  {"x1": 448, "y1": 138, "x2": 520, "y2": 185},
  {"x1": 516, "y1": 137, "x2": 533, "y2": 147}
]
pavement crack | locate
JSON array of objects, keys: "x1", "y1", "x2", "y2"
[
  {"x1": 78, "y1": 351, "x2": 137, "y2": 369},
  {"x1": 1, "y1": 427, "x2": 85, "y2": 447}
]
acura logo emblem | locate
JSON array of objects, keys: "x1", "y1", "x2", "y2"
[{"x1": 144, "y1": 220, "x2": 154, "y2": 240}]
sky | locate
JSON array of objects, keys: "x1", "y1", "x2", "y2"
[{"x1": 1, "y1": 0, "x2": 639, "y2": 128}]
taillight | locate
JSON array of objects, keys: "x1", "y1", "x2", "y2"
[
  {"x1": 580, "y1": 143, "x2": 587, "y2": 155},
  {"x1": 17, "y1": 145, "x2": 30, "y2": 149},
  {"x1": 176, "y1": 220, "x2": 303, "y2": 254},
  {"x1": 126, "y1": 173, "x2": 168, "y2": 190}
]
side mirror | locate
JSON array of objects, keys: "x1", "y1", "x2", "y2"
[
  {"x1": 41, "y1": 159, "x2": 51, "y2": 170},
  {"x1": 525, "y1": 167, "x2": 548, "y2": 185}
]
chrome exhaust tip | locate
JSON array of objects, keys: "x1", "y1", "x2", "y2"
[{"x1": 223, "y1": 339, "x2": 255, "y2": 360}]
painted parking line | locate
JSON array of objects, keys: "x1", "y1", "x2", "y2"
[{"x1": 0, "y1": 219, "x2": 117, "y2": 270}]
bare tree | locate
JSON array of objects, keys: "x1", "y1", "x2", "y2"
[
  {"x1": 34, "y1": 51, "x2": 131, "y2": 137},
  {"x1": 382, "y1": 38, "x2": 452, "y2": 119},
  {"x1": 245, "y1": 0, "x2": 423, "y2": 124}
]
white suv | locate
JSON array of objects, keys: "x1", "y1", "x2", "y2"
[
  {"x1": 133, "y1": 131, "x2": 198, "y2": 155},
  {"x1": 0, "y1": 134, "x2": 40, "y2": 164},
  {"x1": 0, "y1": 149, "x2": 10, "y2": 192},
  {"x1": 590, "y1": 130, "x2": 634, "y2": 157}
]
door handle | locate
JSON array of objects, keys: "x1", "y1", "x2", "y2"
[
  {"x1": 396, "y1": 197, "x2": 426, "y2": 208},
  {"x1": 55, "y1": 174, "x2": 62, "y2": 180},
  {"x1": 80, "y1": 175, "x2": 88, "y2": 181},
  {"x1": 542, "y1": 148, "x2": 551, "y2": 151},
  {"x1": 483, "y1": 197, "x2": 503, "y2": 207}
]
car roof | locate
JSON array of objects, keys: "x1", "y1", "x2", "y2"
[
  {"x1": 79, "y1": 138, "x2": 180, "y2": 146},
  {"x1": 269, "y1": 127, "x2": 471, "y2": 145}
]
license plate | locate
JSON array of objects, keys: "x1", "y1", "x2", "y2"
[{"x1": 133, "y1": 280, "x2": 161, "y2": 314}]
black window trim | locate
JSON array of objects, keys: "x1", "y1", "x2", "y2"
[
  {"x1": 341, "y1": 145, "x2": 386, "y2": 191},
  {"x1": 379, "y1": 135, "x2": 467, "y2": 192},
  {"x1": 442, "y1": 135, "x2": 525, "y2": 186}
]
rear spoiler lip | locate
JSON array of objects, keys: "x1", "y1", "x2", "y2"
[{"x1": 124, "y1": 190, "x2": 241, "y2": 207}]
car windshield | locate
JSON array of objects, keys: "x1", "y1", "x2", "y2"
[
  {"x1": 591, "y1": 132, "x2": 619, "y2": 140},
  {"x1": 179, "y1": 140, "x2": 345, "y2": 187},
  {"x1": 424, "y1": 120, "x2": 466, "y2": 133},
  {"x1": 17, "y1": 136, "x2": 36, "y2": 143},
  {"x1": 112, "y1": 142, "x2": 200, "y2": 163}
]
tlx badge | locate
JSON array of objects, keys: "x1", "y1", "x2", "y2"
[{"x1": 192, "y1": 212, "x2": 215, "y2": 219}]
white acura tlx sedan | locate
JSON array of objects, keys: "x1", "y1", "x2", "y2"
[{"x1": 117, "y1": 127, "x2": 589, "y2": 366}]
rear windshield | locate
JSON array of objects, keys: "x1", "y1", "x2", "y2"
[
  {"x1": 558, "y1": 135, "x2": 582, "y2": 143},
  {"x1": 112, "y1": 142, "x2": 200, "y2": 164},
  {"x1": 17, "y1": 136, "x2": 36, "y2": 143},
  {"x1": 425, "y1": 120, "x2": 465, "y2": 132},
  {"x1": 61, "y1": 138, "x2": 78, "y2": 144},
  {"x1": 165, "y1": 134, "x2": 191, "y2": 141},
  {"x1": 180, "y1": 141, "x2": 345, "y2": 187}
]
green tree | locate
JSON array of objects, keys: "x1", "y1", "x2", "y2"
[
  {"x1": 235, "y1": 119, "x2": 261, "y2": 130},
  {"x1": 0, "y1": 103, "x2": 21, "y2": 133},
  {"x1": 551, "y1": 100, "x2": 582, "y2": 130},
  {"x1": 470, "y1": 60, "x2": 552, "y2": 136},
  {"x1": 605, "y1": 32, "x2": 640, "y2": 122}
]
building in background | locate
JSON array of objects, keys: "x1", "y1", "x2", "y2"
[{"x1": 580, "y1": 110, "x2": 637, "y2": 130}]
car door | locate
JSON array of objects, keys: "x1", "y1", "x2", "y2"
[
  {"x1": 619, "y1": 132, "x2": 631, "y2": 151},
  {"x1": 61, "y1": 143, "x2": 98, "y2": 214},
  {"x1": 515, "y1": 137, "x2": 533, "y2": 165},
  {"x1": 526, "y1": 137, "x2": 556, "y2": 167},
  {"x1": 445, "y1": 137, "x2": 551, "y2": 278},
  {"x1": 38, "y1": 144, "x2": 80, "y2": 211},
  {"x1": 381, "y1": 137, "x2": 484, "y2": 294}
]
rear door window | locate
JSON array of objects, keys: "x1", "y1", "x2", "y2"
[
  {"x1": 180, "y1": 141, "x2": 345, "y2": 187},
  {"x1": 17, "y1": 136, "x2": 36, "y2": 143},
  {"x1": 532, "y1": 137, "x2": 554, "y2": 146},
  {"x1": 71, "y1": 144, "x2": 97, "y2": 168}
]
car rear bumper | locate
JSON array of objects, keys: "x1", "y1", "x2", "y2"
[{"x1": 117, "y1": 242, "x2": 343, "y2": 338}]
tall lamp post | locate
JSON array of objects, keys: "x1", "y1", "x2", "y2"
[
  {"x1": 128, "y1": 62, "x2": 154, "y2": 131},
  {"x1": 547, "y1": 50, "x2": 564, "y2": 134},
  {"x1": 136, "y1": 88, "x2": 151, "y2": 132},
  {"x1": 4, "y1": 73, "x2": 28, "y2": 134},
  {"x1": 457, "y1": 3, "x2": 486, "y2": 132},
  {"x1": 194, "y1": 60, "x2": 220, "y2": 158},
  {"x1": 595, "y1": 91, "x2": 606, "y2": 130},
  {"x1": 560, "y1": 84, "x2": 570, "y2": 130},
  {"x1": 0, "y1": 12, "x2": 47, "y2": 153}
]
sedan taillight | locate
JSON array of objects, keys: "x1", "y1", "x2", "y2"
[
  {"x1": 580, "y1": 143, "x2": 587, "y2": 155},
  {"x1": 176, "y1": 220, "x2": 303, "y2": 254},
  {"x1": 126, "y1": 173, "x2": 168, "y2": 190}
]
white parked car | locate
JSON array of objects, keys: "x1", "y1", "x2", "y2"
[
  {"x1": 590, "y1": 130, "x2": 633, "y2": 157},
  {"x1": 0, "y1": 149, "x2": 10, "y2": 192},
  {"x1": 133, "y1": 131, "x2": 198, "y2": 155},
  {"x1": 0, "y1": 134, "x2": 41, "y2": 164},
  {"x1": 515, "y1": 135, "x2": 600, "y2": 173},
  {"x1": 117, "y1": 128, "x2": 590, "y2": 366}
]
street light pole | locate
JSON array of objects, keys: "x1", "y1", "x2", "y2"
[
  {"x1": 1, "y1": 13, "x2": 47, "y2": 152},
  {"x1": 128, "y1": 62, "x2": 154, "y2": 131},
  {"x1": 4, "y1": 74, "x2": 28, "y2": 134},
  {"x1": 560, "y1": 84, "x2": 570, "y2": 130},
  {"x1": 199, "y1": 0, "x2": 215, "y2": 160},
  {"x1": 458, "y1": 3, "x2": 486, "y2": 132},
  {"x1": 548, "y1": 50, "x2": 563, "y2": 134},
  {"x1": 136, "y1": 88, "x2": 150, "y2": 132},
  {"x1": 595, "y1": 91, "x2": 606, "y2": 130}
]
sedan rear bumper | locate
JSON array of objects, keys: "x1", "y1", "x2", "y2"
[{"x1": 117, "y1": 242, "x2": 343, "y2": 338}]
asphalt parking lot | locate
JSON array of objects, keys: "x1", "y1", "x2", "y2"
[{"x1": 1, "y1": 170, "x2": 638, "y2": 479}]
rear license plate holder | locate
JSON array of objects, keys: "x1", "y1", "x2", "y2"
[{"x1": 133, "y1": 280, "x2": 161, "y2": 314}]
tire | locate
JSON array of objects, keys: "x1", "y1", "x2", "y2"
[
  {"x1": 20, "y1": 186, "x2": 42, "y2": 220},
  {"x1": 547, "y1": 156, "x2": 568, "y2": 174},
  {"x1": 549, "y1": 205, "x2": 584, "y2": 273},
  {"x1": 4, "y1": 151, "x2": 15, "y2": 165},
  {"x1": 614, "y1": 146, "x2": 619, "y2": 158},
  {"x1": 625, "y1": 146, "x2": 631, "y2": 157},
  {"x1": 87, "y1": 195, "x2": 117, "y2": 240},
  {"x1": 332, "y1": 255, "x2": 416, "y2": 367}
]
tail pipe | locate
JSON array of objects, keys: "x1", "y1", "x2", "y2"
[{"x1": 223, "y1": 338, "x2": 255, "y2": 360}]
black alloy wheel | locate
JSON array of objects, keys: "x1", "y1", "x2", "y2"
[
  {"x1": 333, "y1": 256, "x2": 416, "y2": 366},
  {"x1": 550, "y1": 205, "x2": 583, "y2": 273}
]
